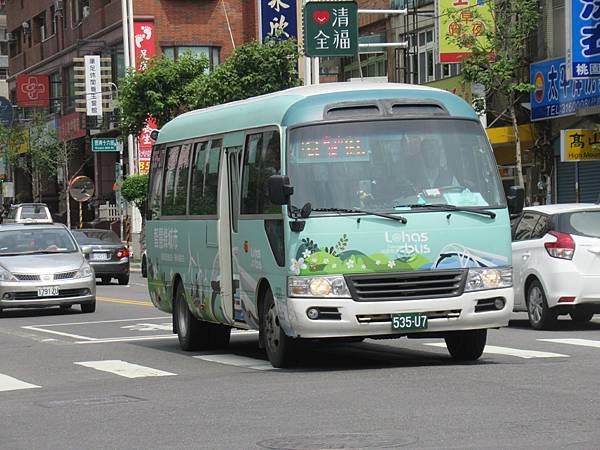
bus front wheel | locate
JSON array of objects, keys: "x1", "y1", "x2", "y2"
[
  {"x1": 444, "y1": 329, "x2": 487, "y2": 361},
  {"x1": 261, "y1": 288, "x2": 298, "y2": 368}
]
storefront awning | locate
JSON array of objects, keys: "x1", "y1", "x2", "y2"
[{"x1": 486, "y1": 124, "x2": 535, "y2": 146}]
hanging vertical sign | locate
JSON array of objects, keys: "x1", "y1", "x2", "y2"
[
  {"x1": 134, "y1": 20, "x2": 156, "y2": 173},
  {"x1": 566, "y1": 0, "x2": 600, "y2": 79},
  {"x1": 259, "y1": 0, "x2": 298, "y2": 42},
  {"x1": 84, "y1": 55, "x2": 102, "y2": 117},
  {"x1": 303, "y1": 1, "x2": 358, "y2": 57}
]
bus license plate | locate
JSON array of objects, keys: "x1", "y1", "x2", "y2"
[
  {"x1": 392, "y1": 313, "x2": 428, "y2": 330},
  {"x1": 38, "y1": 287, "x2": 59, "y2": 297}
]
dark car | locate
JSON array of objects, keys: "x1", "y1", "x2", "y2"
[{"x1": 71, "y1": 229, "x2": 130, "y2": 285}]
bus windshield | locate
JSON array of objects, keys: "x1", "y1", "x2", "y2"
[{"x1": 287, "y1": 119, "x2": 505, "y2": 212}]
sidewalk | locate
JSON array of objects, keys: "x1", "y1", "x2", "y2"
[{"x1": 130, "y1": 262, "x2": 141, "y2": 273}]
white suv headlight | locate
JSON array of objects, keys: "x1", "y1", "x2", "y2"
[
  {"x1": 465, "y1": 267, "x2": 512, "y2": 292},
  {"x1": 288, "y1": 275, "x2": 351, "y2": 298},
  {"x1": 0, "y1": 266, "x2": 16, "y2": 282},
  {"x1": 74, "y1": 263, "x2": 93, "y2": 279}
]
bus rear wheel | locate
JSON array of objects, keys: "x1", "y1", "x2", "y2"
[
  {"x1": 174, "y1": 283, "x2": 230, "y2": 351},
  {"x1": 261, "y1": 288, "x2": 297, "y2": 368},
  {"x1": 444, "y1": 329, "x2": 487, "y2": 361}
]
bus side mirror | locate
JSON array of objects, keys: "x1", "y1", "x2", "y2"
[
  {"x1": 268, "y1": 175, "x2": 294, "y2": 205},
  {"x1": 507, "y1": 185, "x2": 524, "y2": 217}
]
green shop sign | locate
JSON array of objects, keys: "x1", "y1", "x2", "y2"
[
  {"x1": 91, "y1": 138, "x2": 119, "y2": 152},
  {"x1": 303, "y1": 0, "x2": 358, "y2": 57}
]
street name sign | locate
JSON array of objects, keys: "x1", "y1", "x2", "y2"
[
  {"x1": 92, "y1": 138, "x2": 119, "y2": 152},
  {"x1": 303, "y1": 0, "x2": 358, "y2": 57}
]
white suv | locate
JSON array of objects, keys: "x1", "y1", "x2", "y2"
[
  {"x1": 3, "y1": 203, "x2": 52, "y2": 224},
  {"x1": 512, "y1": 203, "x2": 600, "y2": 329}
]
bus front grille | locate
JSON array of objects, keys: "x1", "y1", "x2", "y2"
[{"x1": 345, "y1": 269, "x2": 467, "y2": 302}]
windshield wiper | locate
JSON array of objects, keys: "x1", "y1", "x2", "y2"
[
  {"x1": 395, "y1": 203, "x2": 496, "y2": 219},
  {"x1": 312, "y1": 207, "x2": 407, "y2": 224}
]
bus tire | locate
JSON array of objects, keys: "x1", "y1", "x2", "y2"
[
  {"x1": 174, "y1": 282, "x2": 209, "y2": 351},
  {"x1": 261, "y1": 288, "x2": 297, "y2": 368},
  {"x1": 444, "y1": 329, "x2": 487, "y2": 361}
]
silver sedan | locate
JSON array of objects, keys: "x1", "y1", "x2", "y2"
[{"x1": 0, "y1": 224, "x2": 96, "y2": 314}]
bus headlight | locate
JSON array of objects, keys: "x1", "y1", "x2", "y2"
[
  {"x1": 288, "y1": 276, "x2": 351, "y2": 298},
  {"x1": 465, "y1": 267, "x2": 512, "y2": 292}
]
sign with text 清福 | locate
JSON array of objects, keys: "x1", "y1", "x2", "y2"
[
  {"x1": 566, "y1": 0, "x2": 600, "y2": 79},
  {"x1": 560, "y1": 129, "x2": 600, "y2": 162},
  {"x1": 436, "y1": 0, "x2": 493, "y2": 64},
  {"x1": 92, "y1": 138, "x2": 119, "y2": 152},
  {"x1": 303, "y1": 1, "x2": 358, "y2": 57},
  {"x1": 259, "y1": 0, "x2": 298, "y2": 42},
  {"x1": 16, "y1": 74, "x2": 49, "y2": 108},
  {"x1": 530, "y1": 57, "x2": 600, "y2": 121}
]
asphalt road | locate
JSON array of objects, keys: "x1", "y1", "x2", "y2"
[{"x1": 1, "y1": 272, "x2": 600, "y2": 449}]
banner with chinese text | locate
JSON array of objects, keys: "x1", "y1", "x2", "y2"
[
  {"x1": 437, "y1": 0, "x2": 493, "y2": 64},
  {"x1": 260, "y1": 0, "x2": 298, "y2": 42},
  {"x1": 566, "y1": 0, "x2": 600, "y2": 79},
  {"x1": 84, "y1": 55, "x2": 102, "y2": 117},
  {"x1": 560, "y1": 129, "x2": 600, "y2": 162}
]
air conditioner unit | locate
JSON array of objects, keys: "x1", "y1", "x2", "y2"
[
  {"x1": 82, "y1": 5, "x2": 90, "y2": 18},
  {"x1": 6, "y1": 32, "x2": 15, "y2": 42}
]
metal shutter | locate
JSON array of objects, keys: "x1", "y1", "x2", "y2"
[
  {"x1": 579, "y1": 160, "x2": 600, "y2": 203},
  {"x1": 556, "y1": 158, "x2": 576, "y2": 203}
]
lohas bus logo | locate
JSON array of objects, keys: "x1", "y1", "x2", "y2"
[{"x1": 384, "y1": 231, "x2": 431, "y2": 256}]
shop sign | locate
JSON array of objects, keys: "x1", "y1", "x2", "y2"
[
  {"x1": 259, "y1": 0, "x2": 298, "y2": 42},
  {"x1": 138, "y1": 118, "x2": 157, "y2": 175},
  {"x1": 530, "y1": 57, "x2": 600, "y2": 121},
  {"x1": 84, "y1": 55, "x2": 102, "y2": 117},
  {"x1": 92, "y1": 138, "x2": 119, "y2": 152},
  {"x1": 436, "y1": 0, "x2": 493, "y2": 64},
  {"x1": 16, "y1": 74, "x2": 49, "y2": 108},
  {"x1": 566, "y1": 0, "x2": 600, "y2": 79},
  {"x1": 133, "y1": 21, "x2": 155, "y2": 71},
  {"x1": 303, "y1": 1, "x2": 358, "y2": 57},
  {"x1": 560, "y1": 129, "x2": 600, "y2": 162},
  {"x1": 58, "y1": 112, "x2": 86, "y2": 142}
]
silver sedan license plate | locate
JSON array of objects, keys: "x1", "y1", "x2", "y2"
[
  {"x1": 38, "y1": 286, "x2": 59, "y2": 297},
  {"x1": 392, "y1": 313, "x2": 428, "y2": 330}
]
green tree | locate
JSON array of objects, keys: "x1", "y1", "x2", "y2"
[
  {"x1": 445, "y1": 0, "x2": 540, "y2": 189},
  {"x1": 118, "y1": 39, "x2": 301, "y2": 136},
  {"x1": 121, "y1": 173, "x2": 148, "y2": 213}
]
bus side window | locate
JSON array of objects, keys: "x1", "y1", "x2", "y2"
[
  {"x1": 162, "y1": 145, "x2": 181, "y2": 216},
  {"x1": 241, "y1": 130, "x2": 281, "y2": 215},
  {"x1": 203, "y1": 139, "x2": 222, "y2": 215},
  {"x1": 189, "y1": 142, "x2": 208, "y2": 215},
  {"x1": 147, "y1": 144, "x2": 165, "y2": 220}
]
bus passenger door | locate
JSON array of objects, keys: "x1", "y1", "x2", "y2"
[{"x1": 218, "y1": 145, "x2": 243, "y2": 326}]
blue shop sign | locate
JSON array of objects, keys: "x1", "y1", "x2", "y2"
[
  {"x1": 567, "y1": 0, "x2": 600, "y2": 78},
  {"x1": 530, "y1": 57, "x2": 600, "y2": 121},
  {"x1": 0, "y1": 97, "x2": 14, "y2": 128},
  {"x1": 259, "y1": 0, "x2": 297, "y2": 42}
]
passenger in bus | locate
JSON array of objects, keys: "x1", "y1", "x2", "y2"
[{"x1": 417, "y1": 138, "x2": 457, "y2": 190}]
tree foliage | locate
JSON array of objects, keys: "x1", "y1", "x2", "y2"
[
  {"x1": 445, "y1": 0, "x2": 540, "y2": 188},
  {"x1": 121, "y1": 173, "x2": 148, "y2": 213},
  {"x1": 118, "y1": 39, "x2": 301, "y2": 136}
]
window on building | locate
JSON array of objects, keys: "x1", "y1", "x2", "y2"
[
  {"x1": 33, "y1": 12, "x2": 47, "y2": 43},
  {"x1": 50, "y1": 72, "x2": 61, "y2": 114},
  {"x1": 50, "y1": 5, "x2": 57, "y2": 36},
  {"x1": 162, "y1": 46, "x2": 220, "y2": 70},
  {"x1": 8, "y1": 29, "x2": 20, "y2": 58},
  {"x1": 0, "y1": 40, "x2": 8, "y2": 57},
  {"x1": 407, "y1": 27, "x2": 461, "y2": 84},
  {"x1": 552, "y1": 0, "x2": 565, "y2": 57},
  {"x1": 73, "y1": 0, "x2": 90, "y2": 25},
  {"x1": 64, "y1": 65, "x2": 75, "y2": 109},
  {"x1": 241, "y1": 130, "x2": 281, "y2": 215},
  {"x1": 0, "y1": 68, "x2": 7, "y2": 80}
]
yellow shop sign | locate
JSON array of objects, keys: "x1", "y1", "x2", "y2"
[{"x1": 560, "y1": 129, "x2": 600, "y2": 162}]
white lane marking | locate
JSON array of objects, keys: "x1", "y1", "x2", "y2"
[
  {"x1": 121, "y1": 322, "x2": 172, "y2": 331},
  {"x1": 75, "y1": 335, "x2": 178, "y2": 344},
  {"x1": 20, "y1": 326, "x2": 97, "y2": 341},
  {"x1": 74, "y1": 360, "x2": 176, "y2": 378},
  {"x1": 23, "y1": 316, "x2": 168, "y2": 328},
  {"x1": 193, "y1": 354, "x2": 276, "y2": 371},
  {"x1": 538, "y1": 338, "x2": 600, "y2": 349},
  {"x1": 424, "y1": 343, "x2": 569, "y2": 359},
  {"x1": 0, "y1": 374, "x2": 41, "y2": 392}
]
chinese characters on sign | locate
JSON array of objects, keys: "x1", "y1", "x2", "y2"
[
  {"x1": 303, "y1": 1, "x2": 358, "y2": 57},
  {"x1": 84, "y1": 55, "x2": 102, "y2": 117},
  {"x1": 530, "y1": 57, "x2": 600, "y2": 121},
  {"x1": 58, "y1": 112, "x2": 86, "y2": 142},
  {"x1": 437, "y1": 0, "x2": 493, "y2": 64},
  {"x1": 566, "y1": 0, "x2": 600, "y2": 79},
  {"x1": 260, "y1": 0, "x2": 297, "y2": 42},
  {"x1": 16, "y1": 74, "x2": 49, "y2": 108},
  {"x1": 91, "y1": 138, "x2": 119, "y2": 152},
  {"x1": 138, "y1": 118, "x2": 157, "y2": 175},
  {"x1": 560, "y1": 129, "x2": 600, "y2": 161}
]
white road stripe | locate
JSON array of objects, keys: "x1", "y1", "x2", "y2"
[
  {"x1": 75, "y1": 335, "x2": 178, "y2": 344},
  {"x1": 0, "y1": 374, "x2": 41, "y2": 392},
  {"x1": 424, "y1": 343, "x2": 569, "y2": 359},
  {"x1": 193, "y1": 354, "x2": 276, "y2": 371},
  {"x1": 74, "y1": 360, "x2": 176, "y2": 378},
  {"x1": 538, "y1": 338, "x2": 600, "y2": 349}
]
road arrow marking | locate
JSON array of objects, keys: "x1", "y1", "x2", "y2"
[{"x1": 0, "y1": 374, "x2": 41, "y2": 392}]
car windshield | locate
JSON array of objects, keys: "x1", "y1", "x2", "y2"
[
  {"x1": 287, "y1": 119, "x2": 505, "y2": 212},
  {"x1": 72, "y1": 230, "x2": 121, "y2": 245},
  {"x1": 558, "y1": 210, "x2": 600, "y2": 238},
  {"x1": 0, "y1": 228, "x2": 78, "y2": 255},
  {"x1": 20, "y1": 205, "x2": 49, "y2": 219}
]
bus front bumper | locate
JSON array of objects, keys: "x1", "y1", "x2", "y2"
[{"x1": 283, "y1": 288, "x2": 513, "y2": 339}]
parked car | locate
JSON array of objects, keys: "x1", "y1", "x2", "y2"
[
  {"x1": 0, "y1": 223, "x2": 96, "y2": 314},
  {"x1": 2, "y1": 203, "x2": 52, "y2": 224},
  {"x1": 71, "y1": 229, "x2": 130, "y2": 285},
  {"x1": 512, "y1": 203, "x2": 600, "y2": 329}
]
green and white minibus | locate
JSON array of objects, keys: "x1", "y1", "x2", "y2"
[{"x1": 146, "y1": 83, "x2": 522, "y2": 367}]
